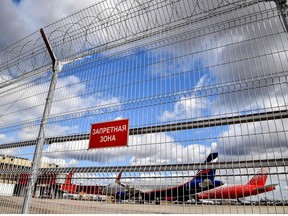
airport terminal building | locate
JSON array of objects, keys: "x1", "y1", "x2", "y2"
[{"x1": 0, "y1": 154, "x2": 61, "y2": 198}]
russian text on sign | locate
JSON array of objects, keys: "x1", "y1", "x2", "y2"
[{"x1": 92, "y1": 125, "x2": 127, "y2": 135}]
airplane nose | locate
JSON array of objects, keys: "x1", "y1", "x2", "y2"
[{"x1": 103, "y1": 183, "x2": 117, "y2": 195}]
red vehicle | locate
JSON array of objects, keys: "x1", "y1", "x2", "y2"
[{"x1": 196, "y1": 167, "x2": 277, "y2": 199}]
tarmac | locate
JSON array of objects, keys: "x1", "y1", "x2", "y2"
[{"x1": 0, "y1": 196, "x2": 287, "y2": 214}]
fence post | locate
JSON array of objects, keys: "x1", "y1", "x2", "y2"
[
  {"x1": 273, "y1": 0, "x2": 288, "y2": 32},
  {"x1": 22, "y1": 28, "x2": 60, "y2": 214}
]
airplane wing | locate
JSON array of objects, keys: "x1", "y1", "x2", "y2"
[{"x1": 115, "y1": 172, "x2": 146, "y2": 198}]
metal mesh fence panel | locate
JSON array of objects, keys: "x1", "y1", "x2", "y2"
[{"x1": 0, "y1": 0, "x2": 287, "y2": 214}]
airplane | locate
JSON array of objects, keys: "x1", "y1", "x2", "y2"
[
  {"x1": 60, "y1": 172, "x2": 105, "y2": 196},
  {"x1": 195, "y1": 167, "x2": 277, "y2": 200},
  {"x1": 103, "y1": 152, "x2": 223, "y2": 203}
]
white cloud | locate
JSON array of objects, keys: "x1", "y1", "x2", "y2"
[
  {"x1": 0, "y1": 0, "x2": 98, "y2": 49},
  {"x1": 209, "y1": 17, "x2": 288, "y2": 116},
  {"x1": 44, "y1": 132, "x2": 214, "y2": 166},
  {"x1": 41, "y1": 156, "x2": 78, "y2": 168},
  {"x1": 0, "y1": 133, "x2": 15, "y2": 144},
  {"x1": 0, "y1": 148, "x2": 19, "y2": 157},
  {"x1": 0, "y1": 0, "x2": 186, "y2": 50},
  {"x1": 217, "y1": 118, "x2": 288, "y2": 160},
  {"x1": 0, "y1": 74, "x2": 121, "y2": 141},
  {"x1": 160, "y1": 75, "x2": 210, "y2": 122},
  {"x1": 160, "y1": 96, "x2": 209, "y2": 122},
  {"x1": 0, "y1": 73, "x2": 122, "y2": 163},
  {"x1": 18, "y1": 124, "x2": 80, "y2": 141}
]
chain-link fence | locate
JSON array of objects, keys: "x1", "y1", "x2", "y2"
[{"x1": 0, "y1": 0, "x2": 287, "y2": 214}]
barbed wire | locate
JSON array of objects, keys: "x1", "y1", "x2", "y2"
[{"x1": 0, "y1": 0, "x2": 268, "y2": 87}]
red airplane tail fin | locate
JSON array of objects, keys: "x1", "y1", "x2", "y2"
[
  {"x1": 246, "y1": 167, "x2": 269, "y2": 187},
  {"x1": 115, "y1": 171, "x2": 122, "y2": 184},
  {"x1": 65, "y1": 173, "x2": 73, "y2": 184}
]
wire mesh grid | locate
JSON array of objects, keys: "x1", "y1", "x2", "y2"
[{"x1": 0, "y1": 0, "x2": 287, "y2": 214}]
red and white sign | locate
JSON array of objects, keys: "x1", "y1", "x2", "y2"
[{"x1": 88, "y1": 119, "x2": 129, "y2": 149}]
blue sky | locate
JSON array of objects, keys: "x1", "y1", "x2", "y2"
[
  {"x1": 44, "y1": 46, "x2": 221, "y2": 167},
  {"x1": 12, "y1": 0, "x2": 21, "y2": 5},
  {"x1": 0, "y1": 42, "x2": 223, "y2": 167},
  {"x1": 0, "y1": 0, "x2": 287, "y2": 200},
  {"x1": 0, "y1": 4, "x2": 287, "y2": 167}
]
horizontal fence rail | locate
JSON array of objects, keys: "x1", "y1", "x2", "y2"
[
  {"x1": 0, "y1": 158, "x2": 287, "y2": 175},
  {"x1": 1, "y1": 109, "x2": 287, "y2": 149}
]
